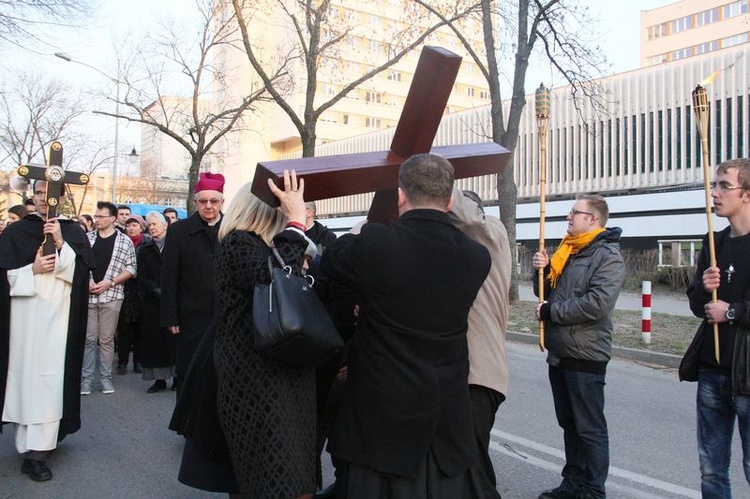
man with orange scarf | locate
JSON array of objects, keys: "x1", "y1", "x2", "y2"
[{"x1": 532, "y1": 194, "x2": 625, "y2": 499}]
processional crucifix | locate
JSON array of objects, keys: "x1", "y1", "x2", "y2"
[
  {"x1": 16, "y1": 140, "x2": 90, "y2": 255},
  {"x1": 251, "y1": 46, "x2": 512, "y2": 222}
]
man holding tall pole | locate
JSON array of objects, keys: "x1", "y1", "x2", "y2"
[
  {"x1": 686, "y1": 158, "x2": 750, "y2": 497},
  {"x1": 532, "y1": 195, "x2": 624, "y2": 499}
]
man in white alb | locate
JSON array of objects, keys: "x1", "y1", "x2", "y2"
[{"x1": 0, "y1": 180, "x2": 94, "y2": 481}]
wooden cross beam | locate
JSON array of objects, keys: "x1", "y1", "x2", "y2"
[
  {"x1": 251, "y1": 46, "x2": 511, "y2": 222},
  {"x1": 16, "y1": 140, "x2": 90, "y2": 255}
]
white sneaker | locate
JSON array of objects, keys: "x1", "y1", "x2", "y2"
[
  {"x1": 80, "y1": 383, "x2": 91, "y2": 396},
  {"x1": 101, "y1": 380, "x2": 115, "y2": 394}
]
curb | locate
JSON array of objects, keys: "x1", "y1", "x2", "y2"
[{"x1": 507, "y1": 331, "x2": 682, "y2": 369}]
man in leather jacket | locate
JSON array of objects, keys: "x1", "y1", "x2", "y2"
[
  {"x1": 532, "y1": 194, "x2": 625, "y2": 499},
  {"x1": 687, "y1": 158, "x2": 750, "y2": 497}
]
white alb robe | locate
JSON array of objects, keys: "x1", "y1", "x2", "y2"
[{"x1": 2, "y1": 243, "x2": 76, "y2": 452}]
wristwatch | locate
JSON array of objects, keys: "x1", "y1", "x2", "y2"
[{"x1": 725, "y1": 306, "x2": 736, "y2": 321}]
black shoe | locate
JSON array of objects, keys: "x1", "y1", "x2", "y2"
[
  {"x1": 21, "y1": 459, "x2": 52, "y2": 482},
  {"x1": 314, "y1": 483, "x2": 337, "y2": 499},
  {"x1": 133, "y1": 363, "x2": 143, "y2": 374},
  {"x1": 116, "y1": 364, "x2": 127, "y2": 375},
  {"x1": 539, "y1": 487, "x2": 578, "y2": 499},
  {"x1": 147, "y1": 380, "x2": 167, "y2": 393}
]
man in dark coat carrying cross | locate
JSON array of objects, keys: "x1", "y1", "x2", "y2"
[
  {"x1": 320, "y1": 154, "x2": 491, "y2": 497},
  {"x1": 0, "y1": 180, "x2": 94, "y2": 482}
]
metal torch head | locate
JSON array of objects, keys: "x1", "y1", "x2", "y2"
[
  {"x1": 692, "y1": 84, "x2": 709, "y2": 135},
  {"x1": 535, "y1": 83, "x2": 551, "y2": 121}
]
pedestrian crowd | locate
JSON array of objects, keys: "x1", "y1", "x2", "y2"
[{"x1": 0, "y1": 155, "x2": 749, "y2": 499}]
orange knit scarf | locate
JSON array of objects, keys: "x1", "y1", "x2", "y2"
[{"x1": 548, "y1": 228, "x2": 605, "y2": 288}]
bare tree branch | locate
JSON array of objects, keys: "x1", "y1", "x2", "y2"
[
  {"x1": 434, "y1": 0, "x2": 608, "y2": 300},
  {"x1": 232, "y1": 0, "x2": 482, "y2": 157},
  {"x1": 99, "y1": 0, "x2": 275, "y2": 212},
  {"x1": 0, "y1": 0, "x2": 93, "y2": 49},
  {"x1": 0, "y1": 71, "x2": 85, "y2": 166}
]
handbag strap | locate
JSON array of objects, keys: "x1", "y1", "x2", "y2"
[
  {"x1": 269, "y1": 247, "x2": 293, "y2": 277},
  {"x1": 270, "y1": 246, "x2": 315, "y2": 286},
  {"x1": 271, "y1": 247, "x2": 288, "y2": 268}
]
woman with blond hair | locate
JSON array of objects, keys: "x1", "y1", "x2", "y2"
[{"x1": 214, "y1": 171, "x2": 316, "y2": 499}]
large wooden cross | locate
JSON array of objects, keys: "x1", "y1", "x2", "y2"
[
  {"x1": 16, "y1": 140, "x2": 90, "y2": 255},
  {"x1": 251, "y1": 46, "x2": 511, "y2": 222}
]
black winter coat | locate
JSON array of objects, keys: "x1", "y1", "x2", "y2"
[
  {"x1": 138, "y1": 238, "x2": 175, "y2": 369},
  {"x1": 320, "y1": 209, "x2": 491, "y2": 479},
  {"x1": 160, "y1": 212, "x2": 221, "y2": 376}
]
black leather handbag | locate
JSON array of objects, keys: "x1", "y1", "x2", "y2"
[{"x1": 252, "y1": 249, "x2": 344, "y2": 368}]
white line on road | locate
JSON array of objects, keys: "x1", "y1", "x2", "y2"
[{"x1": 491, "y1": 429, "x2": 700, "y2": 498}]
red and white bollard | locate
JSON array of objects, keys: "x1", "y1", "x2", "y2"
[{"x1": 642, "y1": 280, "x2": 652, "y2": 344}]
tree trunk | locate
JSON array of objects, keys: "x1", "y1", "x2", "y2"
[
  {"x1": 494, "y1": 0, "x2": 535, "y2": 302},
  {"x1": 301, "y1": 114, "x2": 317, "y2": 158},
  {"x1": 186, "y1": 155, "x2": 202, "y2": 214},
  {"x1": 301, "y1": 130, "x2": 316, "y2": 158}
]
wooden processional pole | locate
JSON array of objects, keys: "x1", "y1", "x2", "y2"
[
  {"x1": 692, "y1": 84, "x2": 721, "y2": 364},
  {"x1": 535, "y1": 83, "x2": 551, "y2": 352}
]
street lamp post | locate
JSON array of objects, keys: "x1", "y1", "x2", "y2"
[{"x1": 55, "y1": 52, "x2": 121, "y2": 203}]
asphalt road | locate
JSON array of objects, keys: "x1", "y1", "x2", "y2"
[
  {"x1": 1, "y1": 345, "x2": 745, "y2": 498},
  {"x1": 490, "y1": 343, "x2": 747, "y2": 498}
]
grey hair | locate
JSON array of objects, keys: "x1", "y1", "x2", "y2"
[{"x1": 145, "y1": 211, "x2": 167, "y2": 226}]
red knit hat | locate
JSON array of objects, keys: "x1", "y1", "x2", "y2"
[{"x1": 194, "y1": 172, "x2": 225, "y2": 193}]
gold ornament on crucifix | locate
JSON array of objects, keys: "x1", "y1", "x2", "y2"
[{"x1": 15, "y1": 140, "x2": 90, "y2": 255}]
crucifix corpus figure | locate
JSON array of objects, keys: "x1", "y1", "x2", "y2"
[
  {"x1": 16, "y1": 140, "x2": 90, "y2": 255},
  {"x1": 251, "y1": 45, "x2": 512, "y2": 221}
]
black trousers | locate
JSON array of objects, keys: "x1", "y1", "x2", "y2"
[
  {"x1": 117, "y1": 320, "x2": 142, "y2": 367},
  {"x1": 469, "y1": 384, "x2": 505, "y2": 499},
  {"x1": 316, "y1": 355, "x2": 344, "y2": 488}
]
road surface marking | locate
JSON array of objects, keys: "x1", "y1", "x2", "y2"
[{"x1": 491, "y1": 429, "x2": 700, "y2": 498}]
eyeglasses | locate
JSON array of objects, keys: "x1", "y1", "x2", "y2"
[
  {"x1": 569, "y1": 209, "x2": 596, "y2": 218},
  {"x1": 195, "y1": 198, "x2": 222, "y2": 206},
  {"x1": 710, "y1": 181, "x2": 748, "y2": 192}
]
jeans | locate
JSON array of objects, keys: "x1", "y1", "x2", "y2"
[
  {"x1": 82, "y1": 300, "x2": 122, "y2": 385},
  {"x1": 697, "y1": 369, "x2": 750, "y2": 498},
  {"x1": 548, "y1": 365, "x2": 609, "y2": 498}
]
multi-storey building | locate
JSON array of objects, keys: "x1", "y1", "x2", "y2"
[
  {"x1": 213, "y1": 0, "x2": 490, "y2": 199},
  {"x1": 641, "y1": 0, "x2": 749, "y2": 66},
  {"x1": 302, "y1": 43, "x2": 749, "y2": 258}
]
